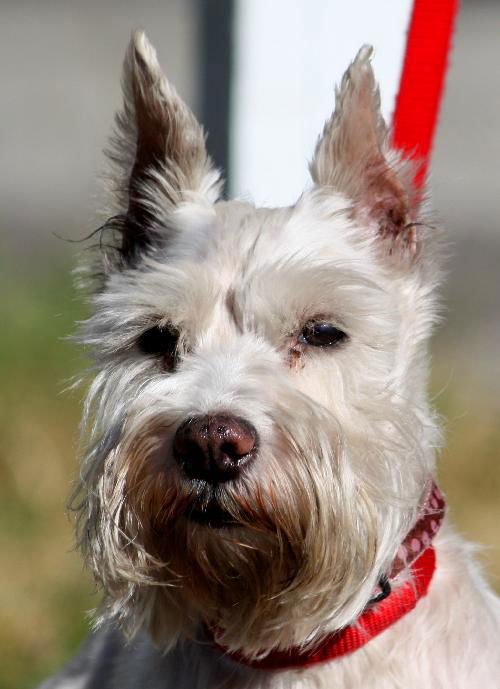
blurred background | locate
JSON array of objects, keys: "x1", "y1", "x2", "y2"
[{"x1": 1, "y1": 1, "x2": 499, "y2": 687}]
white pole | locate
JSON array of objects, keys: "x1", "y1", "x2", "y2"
[{"x1": 231, "y1": 0, "x2": 413, "y2": 206}]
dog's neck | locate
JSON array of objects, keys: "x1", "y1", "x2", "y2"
[{"x1": 209, "y1": 479, "x2": 446, "y2": 671}]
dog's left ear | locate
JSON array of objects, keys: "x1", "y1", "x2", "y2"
[
  {"x1": 109, "y1": 30, "x2": 219, "y2": 264},
  {"x1": 310, "y1": 46, "x2": 419, "y2": 258}
]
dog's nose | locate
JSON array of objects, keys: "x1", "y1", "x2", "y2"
[{"x1": 173, "y1": 414, "x2": 258, "y2": 482}]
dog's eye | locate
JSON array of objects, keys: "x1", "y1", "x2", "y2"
[
  {"x1": 299, "y1": 321, "x2": 347, "y2": 348},
  {"x1": 137, "y1": 324, "x2": 179, "y2": 367}
]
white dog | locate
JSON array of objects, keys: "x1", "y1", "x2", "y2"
[{"x1": 40, "y1": 31, "x2": 500, "y2": 689}]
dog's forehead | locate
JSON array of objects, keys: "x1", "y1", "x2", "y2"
[
  {"x1": 170, "y1": 193, "x2": 372, "y2": 283},
  {"x1": 115, "y1": 193, "x2": 388, "y2": 326}
]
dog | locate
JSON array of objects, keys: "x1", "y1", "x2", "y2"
[{"x1": 39, "y1": 30, "x2": 500, "y2": 689}]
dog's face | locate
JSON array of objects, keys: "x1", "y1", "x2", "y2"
[{"x1": 76, "y1": 32, "x2": 440, "y2": 655}]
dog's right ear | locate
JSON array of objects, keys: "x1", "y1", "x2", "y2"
[
  {"x1": 107, "y1": 30, "x2": 219, "y2": 265},
  {"x1": 310, "y1": 47, "x2": 420, "y2": 259}
]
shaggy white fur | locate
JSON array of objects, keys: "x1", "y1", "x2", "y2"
[{"x1": 39, "y1": 30, "x2": 500, "y2": 689}]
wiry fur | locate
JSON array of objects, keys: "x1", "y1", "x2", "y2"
[{"x1": 40, "y1": 32, "x2": 500, "y2": 689}]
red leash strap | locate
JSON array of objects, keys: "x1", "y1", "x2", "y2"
[
  {"x1": 392, "y1": 0, "x2": 459, "y2": 188},
  {"x1": 217, "y1": 546, "x2": 436, "y2": 671}
]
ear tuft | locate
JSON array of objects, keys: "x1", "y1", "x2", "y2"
[
  {"x1": 129, "y1": 29, "x2": 161, "y2": 75},
  {"x1": 310, "y1": 46, "x2": 419, "y2": 259},
  {"x1": 106, "y1": 30, "x2": 220, "y2": 266}
]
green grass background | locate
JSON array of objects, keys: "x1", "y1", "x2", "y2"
[{"x1": 1, "y1": 258, "x2": 499, "y2": 689}]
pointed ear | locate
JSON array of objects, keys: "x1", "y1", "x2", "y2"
[
  {"x1": 108, "y1": 30, "x2": 219, "y2": 264},
  {"x1": 310, "y1": 46, "x2": 419, "y2": 257}
]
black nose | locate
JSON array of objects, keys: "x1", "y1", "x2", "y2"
[{"x1": 173, "y1": 414, "x2": 258, "y2": 482}]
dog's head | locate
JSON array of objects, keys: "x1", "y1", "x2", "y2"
[{"x1": 75, "y1": 31, "x2": 441, "y2": 656}]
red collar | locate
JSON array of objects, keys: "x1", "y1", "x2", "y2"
[{"x1": 210, "y1": 480, "x2": 445, "y2": 672}]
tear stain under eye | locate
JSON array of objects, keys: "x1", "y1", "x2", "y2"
[{"x1": 288, "y1": 345, "x2": 305, "y2": 370}]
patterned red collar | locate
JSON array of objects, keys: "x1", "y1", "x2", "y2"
[{"x1": 211, "y1": 480, "x2": 446, "y2": 671}]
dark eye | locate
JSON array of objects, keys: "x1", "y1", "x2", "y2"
[
  {"x1": 299, "y1": 321, "x2": 347, "y2": 348},
  {"x1": 137, "y1": 324, "x2": 180, "y2": 368}
]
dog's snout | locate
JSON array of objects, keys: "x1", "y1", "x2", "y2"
[{"x1": 173, "y1": 414, "x2": 258, "y2": 482}]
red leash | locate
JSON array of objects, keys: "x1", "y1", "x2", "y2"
[{"x1": 392, "y1": 0, "x2": 459, "y2": 188}]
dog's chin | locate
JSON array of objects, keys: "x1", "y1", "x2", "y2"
[
  {"x1": 185, "y1": 501, "x2": 238, "y2": 528},
  {"x1": 181, "y1": 482, "x2": 243, "y2": 529}
]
